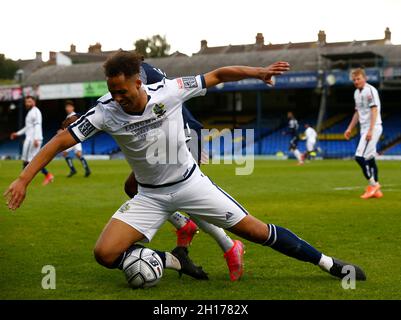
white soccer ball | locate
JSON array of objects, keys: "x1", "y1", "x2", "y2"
[{"x1": 122, "y1": 247, "x2": 164, "y2": 288}]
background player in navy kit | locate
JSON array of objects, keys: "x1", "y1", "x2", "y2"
[
  {"x1": 5, "y1": 52, "x2": 366, "y2": 286},
  {"x1": 127, "y1": 61, "x2": 245, "y2": 281},
  {"x1": 59, "y1": 100, "x2": 91, "y2": 177},
  {"x1": 283, "y1": 111, "x2": 303, "y2": 165}
]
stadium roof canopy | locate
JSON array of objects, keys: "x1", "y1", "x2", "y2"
[
  {"x1": 23, "y1": 44, "x2": 401, "y2": 86},
  {"x1": 322, "y1": 51, "x2": 383, "y2": 61}
]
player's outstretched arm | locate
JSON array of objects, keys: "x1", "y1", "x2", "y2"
[
  {"x1": 3, "y1": 130, "x2": 77, "y2": 210},
  {"x1": 203, "y1": 61, "x2": 290, "y2": 88}
]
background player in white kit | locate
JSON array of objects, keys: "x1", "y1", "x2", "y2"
[
  {"x1": 5, "y1": 52, "x2": 366, "y2": 285},
  {"x1": 302, "y1": 123, "x2": 317, "y2": 161},
  {"x1": 344, "y1": 68, "x2": 383, "y2": 199},
  {"x1": 10, "y1": 96, "x2": 54, "y2": 185},
  {"x1": 60, "y1": 100, "x2": 91, "y2": 177}
]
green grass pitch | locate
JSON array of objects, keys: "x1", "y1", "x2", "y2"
[{"x1": 1, "y1": 159, "x2": 400, "y2": 300}]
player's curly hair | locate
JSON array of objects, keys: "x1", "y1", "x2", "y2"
[{"x1": 103, "y1": 50, "x2": 144, "y2": 78}]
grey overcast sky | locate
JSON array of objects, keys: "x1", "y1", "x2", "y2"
[{"x1": 1, "y1": 0, "x2": 401, "y2": 60}]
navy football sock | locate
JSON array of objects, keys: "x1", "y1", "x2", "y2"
[
  {"x1": 154, "y1": 250, "x2": 166, "y2": 268},
  {"x1": 355, "y1": 156, "x2": 371, "y2": 180},
  {"x1": 112, "y1": 244, "x2": 144, "y2": 269},
  {"x1": 65, "y1": 157, "x2": 76, "y2": 172},
  {"x1": 41, "y1": 167, "x2": 49, "y2": 175},
  {"x1": 263, "y1": 224, "x2": 322, "y2": 265},
  {"x1": 80, "y1": 157, "x2": 89, "y2": 171},
  {"x1": 366, "y1": 158, "x2": 378, "y2": 182}
]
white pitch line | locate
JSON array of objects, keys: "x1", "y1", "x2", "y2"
[{"x1": 334, "y1": 186, "x2": 365, "y2": 191}]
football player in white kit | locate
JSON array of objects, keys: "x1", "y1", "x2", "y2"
[
  {"x1": 344, "y1": 68, "x2": 383, "y2": 199},
  {"x1": 5, "y1": 52, "x2": 366, "y2": 284},
  {"x1": 60, "y1": 100, "x2": 91, "y2": 177},
  {"x1": 302, "y1": 123, "x2": 317, "y2": 161},
  {"x1": 10, "y1": 96, "x2": 54, "y2": 185},
  {"x1": 61, "y1": 61, "x2": 245, "y2": 281}
]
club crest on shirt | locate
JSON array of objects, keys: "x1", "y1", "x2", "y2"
[{"x1": 153, "y1": 103, "x2": 166, "y2": 118}]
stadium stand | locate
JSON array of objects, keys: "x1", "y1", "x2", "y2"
[
  {"x1": 1, "y1": 29, "x2": 400, "y2": 159},
  {"x1": 384, "y1": 141, "x2": 401, "y2": 155},
  {"x1": 82, "y1": 132, "x2": 120, "y2": 155}
]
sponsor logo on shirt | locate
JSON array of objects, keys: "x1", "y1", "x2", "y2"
[{"x1": 124, "y1": 117, "x2": 165, "y2": 141}]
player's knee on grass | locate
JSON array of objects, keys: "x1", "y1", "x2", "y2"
[
  {"x1": 93, "y1": 244, "x2": 123, "y2": 269},
  {"x1": 124, "y1": 173, "x2": 138, "y2": 198}
]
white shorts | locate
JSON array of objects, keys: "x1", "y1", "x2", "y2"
[
  {"x1": 355, "y1": 125, "x2": 383, "y2": 159},
  {"x1": 65, "y1": 143, "x2": 83, "y2": 154},
  {"x1": 112, "y1": 166, "x2": 248, "y2": 242},
  {"x1": 306, "y1": 139, "x2": 316, "y2": 152},
  {"x1": 21, "y1": 139, "x2": 42, "y2": 162}
]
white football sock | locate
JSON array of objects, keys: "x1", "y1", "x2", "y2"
[
  {"x1": 368, "y1": 177, "x2": 377, "y2": 186},
  {"x1": 191, "y1": 216, "x2": 234, "y2": 252},
  {"x1": 165, "y1": 252, "x2": 181, "y2": 270},
  {"x1": 318, "y1": 254, "x2": 334, "y2": 272},
  {"x1": 168, "y1": 212, "x2": 189, "y2": 229},
  {"x1": 293, "y1": 149, "x2": 303, "y2": 162}
]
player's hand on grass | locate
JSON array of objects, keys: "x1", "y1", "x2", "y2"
[
  {"x1": 3, "y1": 179, "x2": 27, "y2": 211},
  {"x1": 259, "y1": 61, "x2": 290, "y2": 85},
  {"x1": 344, "y1": 129, "x2": 352, "y2": 140}
]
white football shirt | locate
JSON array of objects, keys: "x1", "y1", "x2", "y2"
[
  {"x1": 66, "y1": 111, "x2": 77, "y2": 119},
  {"x1": 305, "y1": 127, "x2": 317, "y2": 142},
  {"x1": 354, "y1": 83, "x2": 382, "y2": 130},
  {"x1": 16, "y1": 106, "x2": 43, "y2": 141},
  {"x1": 68, "y1": 75, "x2": 207, "y2": 187},
  {"x1": 288, "y1": 119, "x2": 299, "y2": 131}
]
